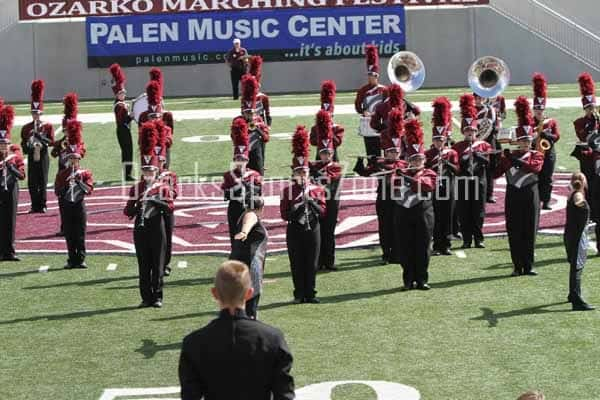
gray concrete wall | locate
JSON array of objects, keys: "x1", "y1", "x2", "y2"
[{"x1": 0, "y1": 4, "x2": 599, "y2": 102}]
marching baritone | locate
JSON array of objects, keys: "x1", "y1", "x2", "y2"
[
  {"x1": 247, "y1": 56, "x2": 272, "y2": 126},
  {"x1": 310, "y1": 81, "x2": 344, "y2": 161},
  {"x1": 571, "y1": 72, "x2": 599, "y2": 202},
  {"x1": 354, "y1": 108, "x2": 407, "y2": 264},
  {"x1": 156, "y1": 120, "x2": 178, "y2": 277},
  {"x1": 355, "y1": 44, "x2": 386, "y2": 157},
  {"x1": 495, "y1": 97, "x2": 544, "y2": 277},
  {"x1": 532, "y1": 73, "x2": 560, "y2": 210},
  {"x1": 239, "y1": 74, "x2": 270, "y2": 175},
  {"x1": 309, "y1": 110, "x2": 343, "y2": 271},
  {"x1": 425, "y1": 97, "x2": 459, "y2": 256},
  {"x1": 124, "y1": 122, "x2": 175, "y2": 308},
  {"x1": 0, "y1": 105, "x2": 26, "y2": 262},
  {"x1": 222, "y1": 117, "x2": 262, "y2": 248},
  {"x1": 109, "y1": 63, "x2": 134, "y2": 181},
  {"x1": 21, "y1": 79, "x2": 54, "y2": 213},
  {"x1": 54, "y1": 123, "x2": 94, "y2": 269},
  {"x1": 452, "y1": 94, "x2": 492, "y2": 249},
  {"x1": 280, "y1": 126, "x2": 326, "y2": 304},
  {"x1": 392, "y1": 119, "x2": 437, "y2": 290}
]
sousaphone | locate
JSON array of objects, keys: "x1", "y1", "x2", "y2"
[{"x1": 387, "y1": 51, "x2": 426, "y2": 92}]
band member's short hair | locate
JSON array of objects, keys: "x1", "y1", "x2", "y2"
[
  {"x1": 215, "y1": 261, "x2": 251, "y2": 304},
  {"x1": 517, "y1": 390, "x2": 545, "y2": 400}
]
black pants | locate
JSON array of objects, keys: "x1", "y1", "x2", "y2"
[
  {"x1": 248, "y1": 144, "x2": 265, "y2": 176},
  {"x1": 393, "y1": 201, "x2": 434, "y2": 287},
  {"x1": 287, "y1": 221, "x2": 320, "y2": 300},
  {"x1": 163, "y1": 212, "x2": 174, "y2": 268},
  {"x1": 433, "y1": 192, "x2": 454, "y2": 252},
  {"x1": 134, "y1": 215, "x2": 166, "y2": 303},
  {"x1": 0, "y1": 184, "x2": 18, "y2": 258},
  {"x1": 230, "y1": 68, "x2": 244, "y2": 99},
  {"x1": 376, "y1": 196, "x2": 395, "y2": 260},
  {"x1": 63, "y1": 201, "x2": 87, "y2": 266},
  {"x1": 27, "y1": 151, "x2": 49, "y2": 211},
  {"x1": 116, "y1": 126, "x2": 133, "y2": 178},
  {"x1": 364, "y1": 136, "x2": 381, "y2": 157},
  {"x1": 245, "y1": 294, "x2": 261, "y2": 319},
  {"x1": 227, "y1": 201, "x2": 245, "y2": 248},
  {"x1": 457, "y1": 176, "x2": 487, "y2": 245},
  {"x1": 319, "y1": 198, "x2": 339, "y2": 268},
  {"x1": 539, "y1": 150, "x2": 556, "y2": 205},
  {"x1": 506, "y1": 184, "x2": 540, "y2": 273}
]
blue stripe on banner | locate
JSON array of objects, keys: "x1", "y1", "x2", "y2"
[{"x1": 86, "y1": 6, "x2": 405, "y2": 58}]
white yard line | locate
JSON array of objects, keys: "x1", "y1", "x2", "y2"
[
  {"x1": 177, "y1": 260, "x2": 188, "y2": 269},
  {"x1": 15, "y1": 97, "x2": 584, "y2": 126},
  {"x1": 106, "y1": 263, "x2": 118, "y2": 271},
  {"x1": 455, "y1": 250, "x2": 467, "y2": 259},
  {"x1": 38, "y1": 265, "x2": 49, "y2": 273}
]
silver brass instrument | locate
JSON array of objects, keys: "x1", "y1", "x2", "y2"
[
  {"x1": 1, "y1": 152, "x2": 16, "y2": 192},
  {"x1": 387, "y1": 51, "x2": 426, "y2": 92},
  {"x1": 31, "y1": 120, "x2": 43, "y2": 162},
  {"x1": 468, "y1": 56, "x2": 510, "y2": 99},
  {"x1": 302, "y1": 180, "x2": 312, "y2": 232}
]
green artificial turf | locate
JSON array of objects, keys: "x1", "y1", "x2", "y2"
[{"x1": 1, "y1": 236, "x2": 599, "y2": 399}]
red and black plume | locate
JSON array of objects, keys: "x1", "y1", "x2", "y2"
[
  {"x1": 146, "y1": 81, "x2": 162, "y2": 109},
  {"x1": 404, "y1": 119, "x2": 425, "y2": 158},
  {"x1": 431, "y1": 97, "x2": 452, "y2": 138},
  {"x1": 149, "y1": 67, "x2": 163, "y2": 90},
  {"x1": 231, "y1": 117, "x2": 249, "y2": 160},
  {"x1": 66, "y1": 120, "x2": 83, "y2": 146},
  {"x1": 459, "y1": 93, "x2": 478, "y2": 132},
  {"x1": 63, "y1": 92, "x2": 78, "y2": 121},
  {"x1": 514, "y1": 96, "x2": 534, "y2": 140},
  {"x1": 320, "y1": 80, "x2": 336, "y2": 113},
  {"x1": 0, "y1": 105, "x2": 16, "y2": 141},
  {"x1": 291, "y1": 125, "x2": 310, "y2": 169},
  {"x1": 249, "y1": 56, "x2": 263, "y2": 84},
  {"x1": 365, "y1": 44, "x2": 380, "y2": 76},
  {"x1": 241, "y1": 74, "x2": 258, "y2": 111},
  {"x1": 315, "y1": 110, "x2": 334, "y2": 152},
  {"x1": 31, "y1": 80, "x2": 45, "y2": 112},
  {"x1": 532, "y1": 73, "x2": 547, "y2": 110},
  {"x1": 578, "y1": 72, "x2": 596, "y2": 108},
  {"x1": 387, "y1": 84, "x2": 404, "y2": 107},
  {"x1": 109, "y1": 63, "x2": 126, "y2": 95}
]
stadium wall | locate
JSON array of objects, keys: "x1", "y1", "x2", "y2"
[{"x1": 0, "y1": 5, "x2": 598, "y2": 102}]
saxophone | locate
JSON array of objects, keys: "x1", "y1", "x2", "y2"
[
  {"x1": 138, "y1": 183, "x2": 154, "y2": 228},
  {"x1": 535, "y1": 119, "x2": 551, "y2": 153},
  {"x1": 68, "y1": 165, "x2": 77, "y2": 202}
]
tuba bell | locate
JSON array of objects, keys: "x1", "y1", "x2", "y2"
[
  {"x1": 468, "y1": 56, "x2": 510, "y2": 98},
  {"x1": 387, "y1": 51, "x2": 426, "y2": 92}
]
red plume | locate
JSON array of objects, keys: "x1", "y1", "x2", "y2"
[
  {"x1": 292, "y1": 125, "x2": 310, "y2": 159},
  {"x1": 405, "y1": 119, "x2": 424, "y2": 146},
  {"x1": 316, "y1": 109, "x2": 333, "y2": 145},
  {"x1": 154, "y1": 119, "x2": 167, "y2": 149},
  {"x1": 514, "y1": 96, "x2": 533, "y2": 127},
  {"x1": 388, "y1": 108, "x2": 405, "y2": 136},
  {"x1": 320, "y1": 80, "x2": 336, "y2": 110},
  {"x1": 149, "y1": 67, "x2": 163, "y2": 90},
  {"x1": 0, "y1": 105, "x2": 15, "y2": 132},
  {"x1": 31, "y1": 80, "x2": 45, "y2": 105},
  {"x1": 146, "y1": 81, "x2": 161, "y2": 107},
  {"x1": 459, "y1": 94, "x2": 476, "y2": 119},
  {"x1": 365, "y1": 44, "x2": 379, "y2": 74},
  {"x1": 432, "y1": 97, "x2": 452, "y2": 126},
  {"x1": 249, "y1": 56, "x2": 263, "y2": 83},
  {"x1": 162, "y1": 112, "x2": 174, "y2": 131},
  {"x1": 109, "y1": 63, "x2": 126, "y2": 94},
  {"x1": 231, "y1": 117, "x2": 249, "y2": 145},
  {"x1": 139, "y1": 122, "x2": 158, "y2": 156},
  {"x1": 66, "y1": 120, "x2": 83, "y2": 145},
  {"x1": 387, "y1": 84, "x2": 404, "y2": 107},
  {"x1": 241, "y1": 74, "x2": 258, "y2": 110},
  {"x1": 532, "y1": 73, "x2": 547, "y2": 98},
  {"x1": 63, "y1": 93, "x2": 78, "y2": 121},
  {"x1": 578, "y1": 72, "x2": 595, "y2": 96}
]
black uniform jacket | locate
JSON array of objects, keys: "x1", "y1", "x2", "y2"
[{"x1": 178, "y1": 308, "x2": 295, "y2": 400}]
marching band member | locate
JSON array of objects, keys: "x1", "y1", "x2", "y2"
[
  {"x1": 571, "y1": 73, "x2": 599, "y2": 202},
  {"x1": 453, "y1": 94, "x2": 492, "y2": 249},
  {"x1": 109, "y1": 63, "x2": 134, "y2": 181},
  {"x1": 149, "y1": 67, "x2": 176, "y2": 164},
  {"x1": 54, "y1": 121, "x2": 94, "y2": 269},
  {"x1": 355, "y1": 44, "x2": 386, "y2": 157},
  {"x1": 222, "y1": 118, "x2": 262, "y2": 248},
  {"x1": 156, "y1": 120, "x2": 178, "y2": 277},
  {"x1": 310, "y1": 81, "x2": 344, "y2": 161},
  {"x1": 489, "y1": 95, "x2": 506, "y2": 129},
  {"x1": 532, "y1": 73, "x2": 561, "y2": 210},
  {"x1": 309, "y1": 110, "x2": 342, "y2": 271},
  {"x1": 124, "y1": 122, "x2": 175, "y2": 308},
  {"x1": 426, "y1": 97, "x2": 459, "y2": 256},
  {"x1": 495, "y1": 97, "x2": 544, "y2": 277},
  {"x1": 564, "y1": 172, "x2": 595, "y2": 311},
  {"x1": 247, "y1": 56, "x2": 272, "y2": 126},
  {"x1": 474, "y1": 93, "x2": 499, "y2": 203},
  {"x1": 239, "y1": 74, "x2": 269, "y2": 175},
  {"x1": 392, "y1": 119, "x2": 437, "y2": 290},
  {"x1": 0, "y1": 105, "x2": 25, "y2": 262},
  {"x1": 354, "y1": 108, "x2": 407, "y2": 264},
  {"x1": 280, "y1": 126, "x2": 326, "y2": 304},
  {"x1": 21, "y1": 80, "x2": 54, "y2": 213}
]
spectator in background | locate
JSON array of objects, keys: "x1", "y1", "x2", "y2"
[
  {"x1": 225, "y1": 38, "x2": 248, "y2": 100},
  {"x1": 517, "y1": 390, "x2": 545, "y2": 400},
  {"x1": 178, "y1": 261, "x2": 295, "y2": 400}
]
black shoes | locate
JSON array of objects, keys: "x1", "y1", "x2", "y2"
[
  {"x1": 2, "y1": 255, "x2": 20, "y2": 262},
  {"x1": 487, "y1": 197, "x2": 497, "y2": 204},
  {"x1": 524, "y1": 270, "x2": 538, "y2": 276},
  {"x1": 125, "y1": 175, "x2": 136, "y2": 182},
  {"x1": 164, "y1": 266, "x2": 171, "y2": 277},
  {"x1": 511, "y1": 269, "x2": 521, "y2": 277},
  {"x1": 56, "y1": 231, "x2": 64, "y2": 237},
  {"x1": 417, "y1": 283, "x2": 431, "y2": 291},
  {"x1": 324, "y1": 265, "x2": 338, "y2": 271},
  {"x1": 152, "y1": 300, "x2": 163, "y2": 308},
  {"x1": 293, "y1": 298, "x2": 303, "y2": 304},
  {"x1": 542, "y1": 202, "x2": 552, "y2": 210},
  {"x1": 138, "y1": 302, "x2": 152, "y2": 308},
  {"x1": 461, "y1": 243, "x2": 472, "y2": 249},
  {"x1": 572, "y1": 303, "x2": 595, "y2": 311},
  {"x1": 304, "y1": 298, "x2": 320, "y2": 304},
  {"x1": 475, "y1": 242, "x2": 485, "y2": 249}
]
